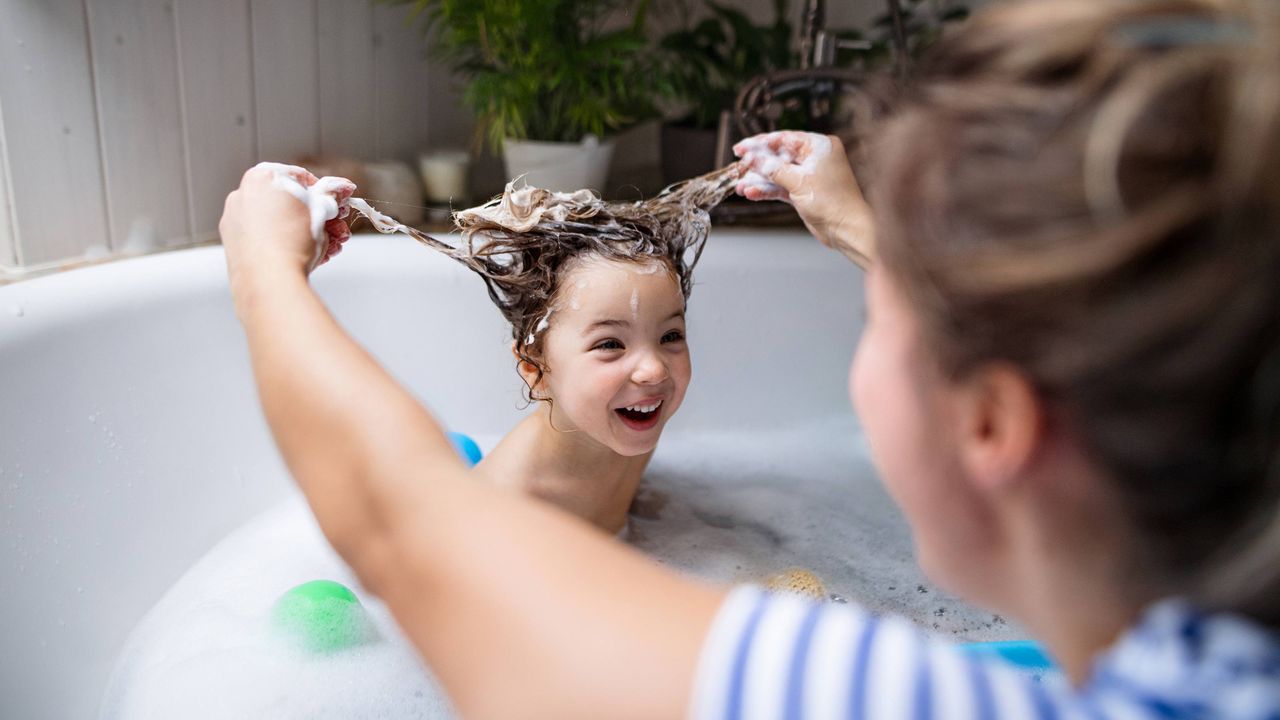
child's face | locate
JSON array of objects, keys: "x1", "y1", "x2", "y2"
[
  {"x1": 850, "y1": 267, "x2": 1001, "y2": 601},
  {"x1": 534, "y1": 257, "x2": 692, "y2": 457}
]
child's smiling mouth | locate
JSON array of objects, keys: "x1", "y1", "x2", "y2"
[{"x1": 615, "y1": 399, "x2": 663, "y2": 431}]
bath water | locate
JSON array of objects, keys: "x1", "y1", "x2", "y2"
[
  {"x1": 99, "y1": 499, "x2": 453, "y2": 719},
  {"x1": 102, "y1": 420, "x2": 1019, "y2": 718}
]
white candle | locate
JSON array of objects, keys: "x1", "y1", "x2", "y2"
[{"x1": 418, "y1": 150, "x2": 471, "y2": 203}]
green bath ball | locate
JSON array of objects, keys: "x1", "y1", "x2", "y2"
[{"x1": 271, "y1": 579, "x2": 378, "y2": 653}]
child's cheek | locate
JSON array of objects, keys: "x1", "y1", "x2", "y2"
[{"x1": 585, "y1": 361, "x2": 626, "y2": 406}]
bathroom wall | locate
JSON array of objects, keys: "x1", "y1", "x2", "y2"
[
  {"x1": 0, "y1": 0, "x2": 467, "y2": 272},
  {"x1": 0, "y1": 0, "x2": 981, "y2": 273}
]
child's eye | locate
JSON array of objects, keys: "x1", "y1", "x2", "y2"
[
  {"x1": 661, "y1": 330, "x2": 685, "y2": 344},
  {"x1": 592, "y1": 339, "x2": 624, "y2": 351}
]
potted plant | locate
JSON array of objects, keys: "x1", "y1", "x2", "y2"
[
  {"x1": 656, "y1": 0, "x2": 794, "y2": 185},
  {"x1": 393, "y1": 0, "x2": 665, "y2": 192}
]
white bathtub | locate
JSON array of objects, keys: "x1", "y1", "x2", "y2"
[{"x1": 0, "y1": 230, "x2": 1009, "y2": 718}]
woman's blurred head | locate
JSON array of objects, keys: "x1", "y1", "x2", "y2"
[{"x1": 855, "y1": 0, "x2": 1280, "y2": 625}]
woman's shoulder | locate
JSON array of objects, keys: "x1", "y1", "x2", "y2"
[
  {"x1": 1087, "y1": 599, "x2": 1280, "y2": 718},
  {"x1": 691, "y1": 589, "x2": 1280, "y2": 720}
]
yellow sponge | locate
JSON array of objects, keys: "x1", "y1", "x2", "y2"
[{"x1": 761, "y1": 568, "x2": 828, "y2": 601}]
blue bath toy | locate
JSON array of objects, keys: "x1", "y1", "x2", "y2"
[
  {"x1": 959, "y1": 640, "x2": 1057, "y2": 678},
  {"x1": 271, "y1": 579, "x2": 377, "y2": 653},
  {"x1": 447, "y1": 431, "x2": 483, "y2": 467}
]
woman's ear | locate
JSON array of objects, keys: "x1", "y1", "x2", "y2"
[{"x1": 955, "y1": 362, "x2": 1043, "y2": 493}]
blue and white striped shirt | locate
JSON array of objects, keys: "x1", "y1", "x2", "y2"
[{"x1": 690, "y1": 586, "x2": 1280, "y2": 720}]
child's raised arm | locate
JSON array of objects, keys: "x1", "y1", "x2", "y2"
[{"x1": 219, "y1": 165, "x2": 726, "y2": 718}]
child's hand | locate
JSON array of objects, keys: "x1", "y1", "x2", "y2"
[
  {"x1": 219, "y1": 163, "x2": 355, "y2": 287},
  {"x1": 733, "y1": 131, "x2": 874, "y2": 265}
]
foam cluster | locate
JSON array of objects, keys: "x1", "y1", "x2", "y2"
[
  {"x1": 256, "y1": 162, "x2": 357, "y2": 270},
  {"x1": 733, "y1": 133, "x2": 832, "y2": 199},
  {"x1": 100, "y1": 499, "x2": 454, "y2": 719}
]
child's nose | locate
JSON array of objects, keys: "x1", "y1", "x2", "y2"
[{"x1": 631, "y1": 351, "x2": 669, "y2": 385}]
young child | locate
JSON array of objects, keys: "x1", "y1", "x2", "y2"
[
  {"x1": 430, "y1": 173, "x2": 736, "y2": 534},
  {"x1": 278, "y1": 167, "x2": 738, "y2": 535},
  {"x1": 218, "y1": 0, "x2": 1280, "y2": 716}
]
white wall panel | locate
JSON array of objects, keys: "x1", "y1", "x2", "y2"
[
  {"x1": 372, "y1": 5, "x2": 431, "y2": 162},
  {"x1": 318, "y1": 0, "x2": 376, "y2": 159},
  {"x1": 425, "y1": 37, "x2": 470, "y2": 151},
  {"x1": 0, "y1": 96, "x2": 17, "y2": 267},
  {"x1": 174, "y1": 0, "x2": 257, "y2": 240},
  {"x1": 0, "y1": 0, "x2": 110, "y2": 265},
  {"x1": 251, "y1": 0, "x2": 320, "y2": 163},
  {"x1": 86, "y1": 0, "x2": 191, "y2": 251}
]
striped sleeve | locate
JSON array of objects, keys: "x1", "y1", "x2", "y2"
[{"x1": 689, "y1": 586, "x2": 1096, "y2": 720}]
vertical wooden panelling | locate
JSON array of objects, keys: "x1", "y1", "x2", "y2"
[
  {"x1": 426, "y1": 38, "x2": 471, "y2": 151},
  {"x1": 174, "y1": 0, "x2": 256, "y2": 240},
  {"x1": 252, "y1": 0, "x2": 321, "y2": 163},
  {"x1": 372, "y1": 5, "x2": 431, "y2": 162},
  {"x1": 87, "y1": 0, "x2": 191, "y2": 251},
  {"x1": 0, "y1": 98, "x2": 17, "y2": 267},
  {"x1": 0, "y1": 0, "x2": 110, "y2": 265},
  {"x1": 1, "y1": 0, "x2": 454, "y2": 269},
  {"x1": 317, "y1": 0, "x2": 375, "y2": 159}
]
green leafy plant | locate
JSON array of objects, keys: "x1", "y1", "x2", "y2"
[
  {"x1": 391, "y1": 0, "x2": 668, "y2": 150},
  {"x1": 658, "y1": 0, "x2": 794, "y2": 130}
]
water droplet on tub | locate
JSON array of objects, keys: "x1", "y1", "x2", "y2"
[
  {"x1": 10, "y1": 304, "x2": 24, "y2": 317},
  {"x1": 88, "y1": 414, "x2": 96, "y2": 423}
]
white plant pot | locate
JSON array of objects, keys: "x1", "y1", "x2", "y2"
[{"x1": 502, "y1": 135, "x2": 615, "y2": 193}]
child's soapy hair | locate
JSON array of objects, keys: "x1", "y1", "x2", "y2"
[
  {"x1": 391, "y1": 165, "x2": 741, "y2": 400},
  {"x1": 871, "y1": 0, "x2": 1280, "y2": 626}
]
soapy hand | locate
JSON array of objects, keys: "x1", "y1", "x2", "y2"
[
  {"x1": 219, "y1": 163, "x2": 356, "y2": 284},
  {"x1": 733, "y1": 131, "x2": 874, "y2": 266}
]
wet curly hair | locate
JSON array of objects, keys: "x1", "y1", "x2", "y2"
[{"x1": 360, "y1": 163, "x2": 742, "y2": 401}]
